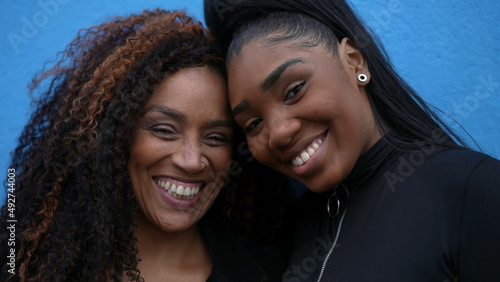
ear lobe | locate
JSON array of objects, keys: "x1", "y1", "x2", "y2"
[{"x1": 339, "y1": 37, "x2": 370, "y2": 85}]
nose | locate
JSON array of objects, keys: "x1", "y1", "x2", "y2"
[
  {"x1": 267, "y1": 115, "x2": 301, "y2": 150},
  {"x1": 171, "y1": 142, "x2": 206, "y2": 174}
]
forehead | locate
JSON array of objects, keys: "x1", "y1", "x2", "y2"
[
  {"x1": 147, "y1": 67, "x2": 229, "y2": 116},
  {"x1": 227, "y1": 40, "x2": 330, "y2": 90},
  {"x1": 155, "y1": 66, "x2": 222, "y2": 91}
]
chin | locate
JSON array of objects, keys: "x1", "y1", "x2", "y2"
[
  {"x1": 298, "y1": 178, "x2": 332, "y2": 194},
  {"x1": 159, "y1": 219, "x2": 199, "y2": 233},
  {"x1": 306, "y1": 184, "x2": 332, "y2": 194}
]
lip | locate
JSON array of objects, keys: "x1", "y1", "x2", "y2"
[
  {"x1": 286, "y1": 131, "x2": 327, "y2": 175},
  {"x1": 153, "y1": 176, "x2": 207, "y2": 209}
]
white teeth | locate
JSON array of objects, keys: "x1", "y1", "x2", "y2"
[
  {"x1": 301, "y1": 152, "x2": 310, "y2": 162},
  {"x1": 291, "y1": 137, "x2": 324, "y2": 167},
  {"x1": 176, "y1": 185, "x2": 184, "y2": 195},
  {"x1": 155, "y1": 179, "x2": 202, "y2": 200}
]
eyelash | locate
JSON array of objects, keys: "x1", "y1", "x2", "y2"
[
  {"x1": 242, "y1": 119, "x2": 262, "y2": 134},
  {"x1": 242, "y1": 82, "x2": 305, "y2": 134},
  {"x1": 285, "y1": 82, "x2": 305, "y2": 101},
  {"x1": 138, "y1": 118, "x2": 176, "y2": 138},
  {"x1": 144, "y1": 124, "x2": 177, "y2": 141},
  {"x1": 206, "y1": 134, "x2": 230, "y2": 146},
  {"x1": 239, "y1": 80, "x2": 307, "y2": 135},
  {"x1": 150, "y1": 127, "x2": 174, "y2": 136},
  {"x1": 145, "y1": 123, "x2": 230, "y2": 146}
]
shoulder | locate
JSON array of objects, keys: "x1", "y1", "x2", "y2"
[
  {"x1": 415, "y1": 147, "x2": 500, "y2": 212},
  {"x1": 429, "y1": 148, "x2": 497, "y2": 166},
  {"x1": 201, "y1": 219, "x2": 285, "y2": 282},
  {"x1": 427, "y1": 149, "x2": 500, "y2": 184},
  {"x1": 435, "y1": 151, "x2": 500, "y2": 279},
  {"x1": 389, "y1": 148, "x2": 500, "y2": 185},
  {"x1": 414, "y1": 148, "x2": 500, "y2": 232},
  {"x1": 382, "y1": 147, "x2": 500, "y2": 205}
]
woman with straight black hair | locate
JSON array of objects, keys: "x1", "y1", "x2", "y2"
[{"x1": 204, "y1": 0, "x2": 500, "y2": 281}]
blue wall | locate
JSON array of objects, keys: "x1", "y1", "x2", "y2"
[{"x1": 1, "y1": 0, "x2": 499, "y2": 201}]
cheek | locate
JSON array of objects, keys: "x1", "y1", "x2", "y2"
[
  {"x1": 127, "y1": 150, "x2": 147, "y2": 196},
  {"x1": 244, "y1": 125, "x2": 275, "y2": 160},
  {"x1": 128, "y1": 143, "x2": 144, "y2": 177},
  {"x1": 129, "y1": 141, "x2": 152, "y2": 169},
  {"x1": 128, "y1": 134, "x2": 165, "y2": 180},
  {"x1": 247, "y1": 138, "x2": 278, "y2": 169},
  {"x1": 310, "y1": 90, "x2": 358, "y2": 128},
  {"x1": 207, "y1": 147, "x2": 232, "y2": 189},
  {"x1": 209, "y1": 147, "x2": 233, "y2": 171}
]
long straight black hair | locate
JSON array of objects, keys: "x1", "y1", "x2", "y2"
[{"x1": 204, "y1": 0, "x2": 469, "y2": 149}]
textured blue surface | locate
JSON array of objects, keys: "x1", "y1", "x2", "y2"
[{"x1": 1, "y1": 0, "x2": 499, "y2": 202}]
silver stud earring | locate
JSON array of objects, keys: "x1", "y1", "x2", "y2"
[{"x1": 357, "y1": 73, "x2": 368, "y2": 83}]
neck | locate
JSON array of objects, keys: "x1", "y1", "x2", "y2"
[{"x1": 132, "y1": 212, "x2": 212, "y2": 281}]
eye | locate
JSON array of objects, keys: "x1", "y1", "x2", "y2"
[
  {"x1": 205, "y1": 133, "x2": 231, "y2": 147},
  {"x1": 149, "y1": 125, "x2": 176, "y2": 138},
  {"x1": 242, "y1": 118, "x2": 262, "y2": 134},
  {"x1": 285, "y1": 82, "x2": 305, "y2": 101}
]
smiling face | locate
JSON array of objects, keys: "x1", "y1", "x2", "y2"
[
  {"x1": 128, "y1": 66, "x2": 232, "y2": 233},
  {"x1": 227, "y1": 38, "x2": 381, "y2": 193}
]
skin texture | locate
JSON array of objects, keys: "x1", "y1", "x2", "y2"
[
  {"x1": 128, "y1": 66, "x2": 233, "y2": 281},
  {"x1": 0, "y1": 9, "x2": 246, "y2": 281},
  {"x1": 228, "y1": 37, "x2": 381, "y2": 193}
]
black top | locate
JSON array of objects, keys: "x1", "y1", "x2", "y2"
[
  {"x1": 283, "y1": 132, "x2": 500, "y2": 282},
  {"x1": 200, "y1": 219, "x2": 285, "y2": 282}
]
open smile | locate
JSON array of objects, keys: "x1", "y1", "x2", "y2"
[
  {"x1": 291, "y1": 133, "x2": 326, "y2": 167},
  {"x1": 153, "y1": 177, "x2": 204, "y2": 200}
]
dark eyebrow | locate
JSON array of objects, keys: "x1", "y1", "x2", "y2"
[
  {"x1": 231, "y1": 99, "x2": 249, "y2": 117},
  {"x1": 144, "y1": 105, "x2": 231, "y2": 128},
  {"x1": 143, "y1": 105, "x2": 185, "y2": 121},
  {"x1": 259, "y1": 58, "x2": 305, "y2": 92},
  {"x1": 204, "y1": 119, "x2": 233, "y2": 129}
]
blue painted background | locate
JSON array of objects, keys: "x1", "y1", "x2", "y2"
[{"x1": 1, "y1": 0, "x2": 499, "y2": 202}]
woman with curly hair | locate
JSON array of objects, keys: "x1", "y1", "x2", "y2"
[{"x1": 0, "y1": 9, "x2": 285, "y2": 281}]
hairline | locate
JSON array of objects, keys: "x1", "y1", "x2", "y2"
[{"x1": 226, "y1": 12, "x2": 340, "y2": 65}]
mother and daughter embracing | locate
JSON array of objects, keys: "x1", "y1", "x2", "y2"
[{"x1": 1, "y1": 0, "x2": 499, "y2": 281}]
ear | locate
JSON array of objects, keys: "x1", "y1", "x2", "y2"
[{"x1": 339, "y1": 37, "x2": 370, "y2": 86}]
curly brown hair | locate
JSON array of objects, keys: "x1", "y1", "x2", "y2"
[{"x1": 0, "y1": 9, "x2": 226, "y2": 281}]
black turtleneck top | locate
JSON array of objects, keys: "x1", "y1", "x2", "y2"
[{"x1": 282, "y1": 133, "x2": 500, "y2": 282}]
